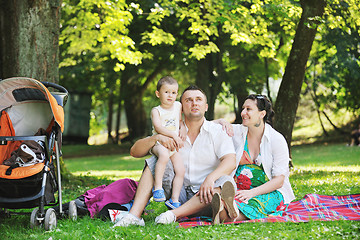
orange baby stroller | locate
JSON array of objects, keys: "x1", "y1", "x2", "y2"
[{"x1": 0, "y1": 77, "x2": 77, "y2": 230}]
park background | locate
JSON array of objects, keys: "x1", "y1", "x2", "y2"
[{"x1": 0, "y1": 0, "x2": 359, "y2": 239}]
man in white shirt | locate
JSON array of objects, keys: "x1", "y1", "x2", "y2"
[{"x1": 115, "y1": 85, "x2": 236, "y2": 226}]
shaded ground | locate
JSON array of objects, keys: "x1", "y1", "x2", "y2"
[{"x1": 62, "y1": 142, "x2": 132, "y2": 158}]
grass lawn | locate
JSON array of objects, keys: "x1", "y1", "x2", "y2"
[{"x1": 1, "y1": 143, "x2": 360, "y2": 239}]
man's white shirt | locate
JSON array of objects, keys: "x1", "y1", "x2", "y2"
[{"x1": 180, "y1": 119, "x2": 236, "y2": 193}]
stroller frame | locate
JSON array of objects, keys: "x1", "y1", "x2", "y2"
[{"x1": 0, "y1": 77, "x2": 77, "y2": 230}]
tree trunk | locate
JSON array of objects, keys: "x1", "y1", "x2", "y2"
[
  {"x1": 322, "y1": 111, "x2": 346, "y2": 134},
  {"x1": 196, "y1": 52, "x2": 224, "y2": 120},
  {"x1": 234, "y1": 91, "x2": 248, "y2": 124},
  {"x1": 122, "y1": 86, "x2": 147, "y2": 141},
  {"x1": 310, "y1": 89, "x2": 328, "y2": 136},
  {"x1": 317, "y1": 109, "x2": 328, "y2": 136},
  {"x1": 196, "y1": 55, "x2": 212, "y2": 116},
  {"x1": 120, "y1": 63, "x2": 164, "y2": 141},
  {"x1": 273, "y1": 0, "x2": 326, "y2": 147},
  {"x1": 0, "y1": 0, "x2": 60, "y2": 81},
  {"x1": 115, "y1": 100, "x2": 122, "y2": 144},
  {"x1": 306, "y1": 79, "x2": 328, "y2": 136},
  {"x1": 107, "y1": 90, "x2": 115, "y2": 143},
  {"x1": 264, "y1": 58, "x2": 273, "y2": 103}
]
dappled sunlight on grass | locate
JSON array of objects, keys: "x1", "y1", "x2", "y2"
[
  {"x1": 290, "y1": 168, "x2": 360, "y2": 199},
  {"x1": 64, "y1": 155, "x2": 147, "y2": 172},
  {"x1": 292, "y1": 143, "x2": 360, "y2": 167},
  {"x1": 293, "y1": 172, "x2": 359, "y2": 186},
  {"x1": 293, "y1": 165, "x2": 360, "y2": 172},
  {"x1": 121, "y1": 155, "x2": 136, "y2": 160},
  {"x1": 71, "y1": 170, "x2": 142, "y2": 181}
]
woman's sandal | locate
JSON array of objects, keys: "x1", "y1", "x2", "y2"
[
  {"x1": 211, "y1": 192, "x2": 223, "y2": 225},
  {"x1": 221, "y1": 181, "x2": 239, "y2": 220}
]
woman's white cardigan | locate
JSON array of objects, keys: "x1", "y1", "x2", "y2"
[{"x1": 232, "y1": 123, "x2": 295, "y2": 204}]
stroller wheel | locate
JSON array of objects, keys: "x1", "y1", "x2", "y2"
[
  {"x1": 30, "y1": 208, "x2": 41, "y2": 229},
  {"x1": 68, "y1": 200, "x2": 77, "y2": 221},
  {"x1": 44, "y1": 208, "x2": 57, "y2": 231}
]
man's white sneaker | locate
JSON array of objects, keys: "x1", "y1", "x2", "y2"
[
  {"x1": 155, "y1": 211, "x2": 176, "y2": 224},
  {"x1": 113, "y1": 213, "x2": 145, "y2": 227}
]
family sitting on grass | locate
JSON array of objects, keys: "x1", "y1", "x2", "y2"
[{"x1": 114, "y1": 76, "x2": 295, "y2": 227}]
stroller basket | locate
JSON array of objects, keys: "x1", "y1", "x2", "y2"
[
  {"x1": 0, "y1": 169, "x2": 55, "y2": 209},
  {"x1": 0, "y1": 77, "x2": 75, "y2": 230}
]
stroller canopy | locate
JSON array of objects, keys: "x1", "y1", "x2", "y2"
[{"x1": 0, "y1": 77, "x2": 65, "y2": 132}]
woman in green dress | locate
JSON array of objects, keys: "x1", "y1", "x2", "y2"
[{"x1": 212, "y1": 94, "x2": 295, "y2": 224}]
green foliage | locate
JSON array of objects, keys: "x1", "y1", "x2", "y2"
[
  {"x1": 146, "y1": 0, "x2": 300, "y2": 60},
  {"x1": 57, "y1": 0, "x2": 360, "y2": 141},
  {"x1": 142, "y1": 26, "x2": 176, "y2": 46},
  {"x1": 60, "y1": 0, "x2": 142, "y2": 68},
  {"x1": 304, "y1": 0, "x2": 360, "y2": 112}
]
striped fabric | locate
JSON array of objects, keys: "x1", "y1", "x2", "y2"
[{"x1": 178, "y1": 193, "x2": 360, "y2": 228}]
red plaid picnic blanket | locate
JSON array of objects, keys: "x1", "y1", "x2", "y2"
[{"x1": 178, "y1": 193, "x2": 360, "y2": 228}]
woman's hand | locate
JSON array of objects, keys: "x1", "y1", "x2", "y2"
[{"x1": 235, "y1": 189, "x2": 255, "y2": 204}]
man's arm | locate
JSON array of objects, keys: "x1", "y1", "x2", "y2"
[
  {"x1": 179, "y1": 109, "x2": 187, "y2": 141},
  {"x1": 212, "y1": 118, "x2": 234, "y2": 137},
  {"x1": 130, "y1": 134, "x2": 178, "y2": 158},
  {"x1": 197, "y1": 153, "x2": 236, "y2": 204}
]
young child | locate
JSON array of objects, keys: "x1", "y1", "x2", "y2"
[{"x1": 150, "y1": 76, "x2": 186, "y2": 209}]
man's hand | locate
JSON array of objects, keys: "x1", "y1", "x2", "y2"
[
  {"x1": 196, "y1": 177, "x2": 215, "y2": 204},
  {"x1": 179, "y1": 126, "x2": 187, "y2": 141},
  {"x1": 173, "y1": 136, "x2": 184, "y2": 149},
  {"x1": 156, "y1": 134, "x2": 178, "y2": 152},
  {"x1": 213, "y1": 118, "x2": 234, "y2": 137}
]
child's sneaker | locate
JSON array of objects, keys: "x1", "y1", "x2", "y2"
[
  {"x1": 152, "y1": 188, "x2": 166, "y2": 202},
  {"x1": 165, "y1": 199, "x2": 181, "y2": 209}
]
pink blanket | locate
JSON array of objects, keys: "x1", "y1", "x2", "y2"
[{"x1": 178, "y1": 193, "x2": 360, "y2": 228}]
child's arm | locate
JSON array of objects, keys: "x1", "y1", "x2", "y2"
[{"x1": 213, "y1": 118, "x2": 234, "y2": 137}]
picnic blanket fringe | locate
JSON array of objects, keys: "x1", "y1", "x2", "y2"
[{"x1": 178, "y1": 193, "x2": 360, "y2": 228}]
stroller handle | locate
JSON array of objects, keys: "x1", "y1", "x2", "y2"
[
  {"x1": 41, "y1": 81, "x2": 69, "y2": 107},
  {"x1": 41, "y1": 82, "x2": 68, "y2": 94}
]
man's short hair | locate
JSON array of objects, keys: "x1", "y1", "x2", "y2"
[
  {"x1": 157, "y1": 76, "x2": 178, "y2": 91},
  {"x1": 180, "y1": 85, "x2": 207, "y2": 102}
]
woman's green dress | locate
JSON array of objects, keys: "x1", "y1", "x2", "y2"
[{"x1": 234, "y1": 138, "x2": 288, "y2": 219}]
